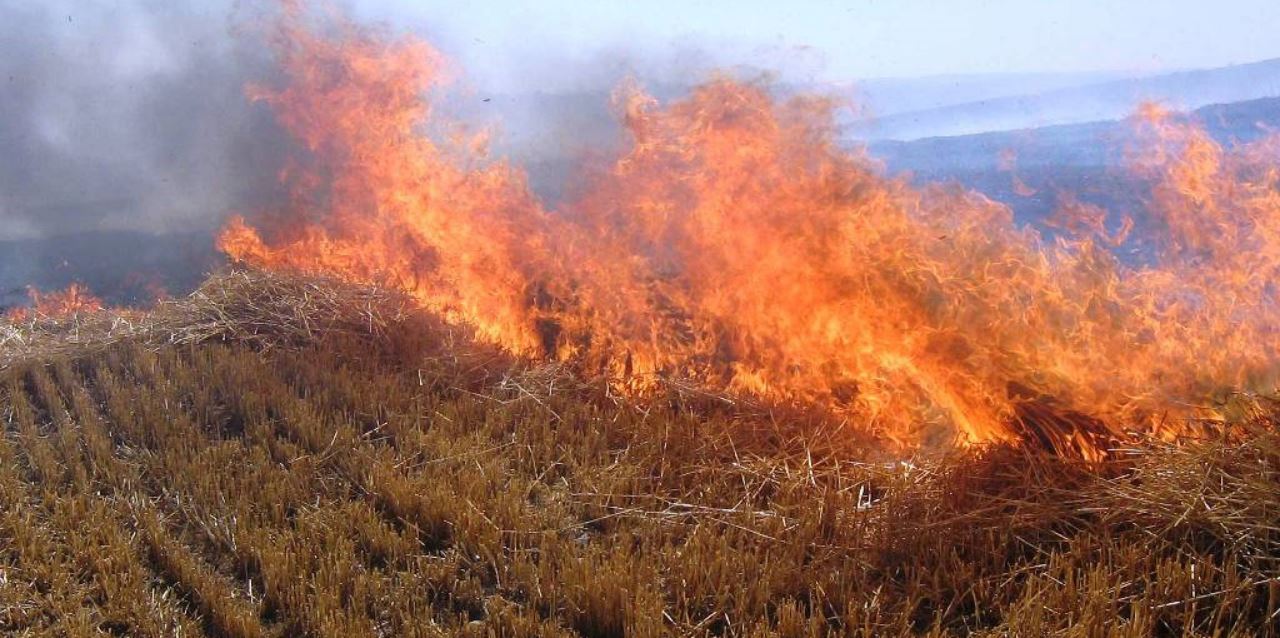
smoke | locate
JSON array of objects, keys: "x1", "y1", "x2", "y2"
[
  {"x1": 0, "y1": 1, "x2": 793, "y2": 237},
  {"x1": 0, "y1": 0, "x2": 288, "y2": 241},
  {"x1": 429, "y1": 41, "x2": 837, "y2": 205},
  {"x1": 0, "y1": 0, "x2": 831, "y2": 304}
]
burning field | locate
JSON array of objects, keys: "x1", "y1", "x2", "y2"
[
  {"x1": 2, "y1": 271, "x2": 1279, "y2": 636},
  {"x1": 214, "y1": 6, "x2": 1280, "y2": 457},
  {"x1": 3, "y1": 2, "x2": 1280, "y2": 636}
]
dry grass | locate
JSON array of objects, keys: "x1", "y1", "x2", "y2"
[
  {"x1": 0, "y1": 269, "x2": 1277, "y2": 636},
  {"x1": 0, "y1": 269, "x2": 426, "y2": 370}
]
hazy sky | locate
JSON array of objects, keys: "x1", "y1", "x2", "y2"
[{"x1": 357, "y1": 0, "x2": 1280, "y2": 87}]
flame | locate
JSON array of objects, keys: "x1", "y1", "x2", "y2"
[
  {"x1": 219, "y1": 6, "x2": 1280, "y2": 451},
  {"x1": 6, "y1": 283, "x2": 104, "y2": 321}
]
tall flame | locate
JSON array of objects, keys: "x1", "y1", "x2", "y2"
[{"x1": 219, "y1": 7, "x2": 1280, "y2": 450}]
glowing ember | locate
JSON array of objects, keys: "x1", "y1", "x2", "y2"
[{"x1": 219, "y1": 5, "x2": 1280, "y2": 452}]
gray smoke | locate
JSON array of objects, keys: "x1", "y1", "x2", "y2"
[
  {"x1": 0, "y1": 0, "x2": 287, "y2": 241},
  {"x1": 0, "y1": 1, "x2": 754, "y2": 238},
  {"x1": 0, "y1": 0, "x2": 790, "y2": 304}
]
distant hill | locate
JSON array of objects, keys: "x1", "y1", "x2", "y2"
[
  {"x1": 846, "y1": 70, "x2": 1139, "y2": 119},
  {"x1": 867, "y1": 96, "x2": 1280, "y2": 235},
  {"x1": 851, "y1": 58, "x2": 1280, "y2": 140},
  {"x1": 870, "y1": 96, "x2": 1280, "y2": 172}
]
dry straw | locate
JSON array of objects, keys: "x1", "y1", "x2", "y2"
[
  {"x1": 0, "y1": 268, "x2": 413, "y2": 370},
  {"x1": 2, "y1": 267, "x2": 1278, "y2": 634}
]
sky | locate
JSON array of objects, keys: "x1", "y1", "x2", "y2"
[{"x1": 356, "y1": 0, "x2": 1280, "y2": 89}]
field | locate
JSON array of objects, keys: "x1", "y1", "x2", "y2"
[{"x1": 0, "y1": 271, "x2": 1278, "y2": 637}]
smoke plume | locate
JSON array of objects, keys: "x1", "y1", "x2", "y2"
[{"x1": 0, "y1": 0, "x2": 287, "y2": 240}]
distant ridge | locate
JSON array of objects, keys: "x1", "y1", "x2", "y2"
[
  {"x1": 845, "y1": 69, "x2": 1140, "y2": 117},
  {"x1": 869, "y1": 96, "x2": 1280, "y2": 173},
  {"x1": 864, "y1": 96, "x2": 1280, "y2": 235},
  {"x1": 851, "y1": 58, "x2": 1280, "y2": 140}
]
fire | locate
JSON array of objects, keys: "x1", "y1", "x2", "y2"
[
  {"x1": 5, "y1": 283, "x2": 104, "y2": 321},
  {"x1": 219, "y1": 6, "x2": 1280, "y2": 451}
]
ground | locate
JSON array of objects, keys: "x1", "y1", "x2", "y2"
[{"x1": 0, "y1": 272, "x2": 1277, "y2": 637}]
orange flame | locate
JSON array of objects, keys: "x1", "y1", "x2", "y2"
[
  {"x1": 219, "y1": 6, "x2": 1280, "y2": 450},
  {"x1": 6, "y1": 283, "x2": 104, "y2": 321}
]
